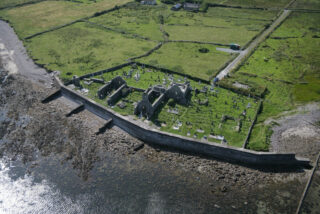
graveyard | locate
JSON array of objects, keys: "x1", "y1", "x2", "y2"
[{"x1": 71, "y1": 64, "x2": 259, "y2": 148}]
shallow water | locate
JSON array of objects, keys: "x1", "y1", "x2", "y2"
[{"x1": 0, "y1": 153, "x2": 241, "y2": 214}]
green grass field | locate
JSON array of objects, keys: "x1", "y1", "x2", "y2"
[
  {"x1": 163, "y1": 7, "x2": 278, "y2": 46},
  {"x1": 26, "y1": 22, "x2": 157, "y2": 82},
  {"x1": 0, "y1": 0, "x2": 41, "y2": 8},
  {"x1": 0, "y1": 0, "x2": 131, "y2": 38},
  {"x1": 139, "y1": 42, "x2": 236, "y2": 80},
  {"x1": 78, "y1": 64, "x2": 258, "y2": 147},
  {"x1": 290, "y1": 0, "x2": 320, "y2": 10},
  {"x1": 89, "y1": 3, "x2": 166, "y2": 41},
  {"x1": 224, "y1": 12, "x2": 320, "y2": 150},
  {"x1": 88, "y1": 3, "x2": 278, "y2": 46}
]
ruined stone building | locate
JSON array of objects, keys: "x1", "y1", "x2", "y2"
[
  {"x1": 134, "y1": 82, "x2": 191, "y2": 119},
  {"x1": 97, "y1": 76, "x2": 130, "y2": 105},
  {"x1": 96, "y1": 75, "x2": 191, "y2": 119}
]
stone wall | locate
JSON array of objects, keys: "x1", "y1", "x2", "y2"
[
  {"x1": 165, "y1": 83, "x2": 191, "y2": 105},
  {"x1": 134, "y1": 92, "x2": 156, "y2": 118},
  {"x1": 107, "y1": 84, "x2": 128, "y2": 105},
  {"x1": 97, "y1": 76, "x2": 126, "y2": 99},
  {"x1": 56, "y1": 77, "x2": 310, "y2": 167}
]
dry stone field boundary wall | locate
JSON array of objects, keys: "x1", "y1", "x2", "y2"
[
  {"x1": 242, "y1": 100, "x2": 263, "y2": 148},
  {"x1": 54, "y1": 76, "x2": 310, "y2": 167},
  {"x1": 24, "y1": 3, "x2": 129, "y2": 40},
  {"x1": 71, "y1": 61, "x2": 265, "y2": 100},
  {"x1": 128, "y1": 42, "x2": 163, "y2": 61},
  {"x1": 68, "y1": 62, "x2": 133, "y2": 84},
  {"x1": 204, "y1": 3, "x2": 266, "y2": 11},
  {"x1": 71, "y1": 61, "x2": 212, "y2": 85},
  {"x1": 166, "y1": 40, "x2": 229, "y2": 47},
  {"x1": 0, "y1": 0, "x2": 45, "y2": 10},
  {"x1": 84, "y1": 20, "x2": 152, "y2": 41}
]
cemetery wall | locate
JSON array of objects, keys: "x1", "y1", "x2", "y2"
[{"x1": 54, "y1": 76, "x2": 310, "y2": 167}]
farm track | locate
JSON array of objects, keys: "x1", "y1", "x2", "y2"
[{"x1": 216, "y1": 9, "x2": 292, "y2": 80}]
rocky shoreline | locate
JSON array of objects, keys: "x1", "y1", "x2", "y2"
[{"x1": 0, "y1": 65, "x2": 310, "y2": 212}]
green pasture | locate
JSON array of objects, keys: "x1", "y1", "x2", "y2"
[
  {"x1": 0, "y1": 0, "x2": 131, "y2": 38},
  {"x1": 163, "y1": 7, "x2": 278, "y2": 46},
  {"x1": 225, "y1": 12, "x2": 320, "y2": 150},
  {"x1": 77, "y1": 65, "x2": 258, "y2": 147},
  {"x1": 89, "y1": 3, "x2": 277, "y2": 46},
  {"x1": 89, "y1": 3, "x2": 166, "y2": 41},
  {"x1": 139, "y1": 42, "x2": 236, "y2": 80},
  {"x1": 290, "y1": 0, "x2": 320, "y2": 10},
  {"x1": 0, "y1": 0, "x2": 41, "y2": 8},
  {"x1": 25, "y1": 22, "x2": 157, "y2": 82}
]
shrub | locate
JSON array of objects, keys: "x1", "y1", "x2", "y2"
[{"x1": 199, "y1": 47, "x2": 209, "y2": 53}]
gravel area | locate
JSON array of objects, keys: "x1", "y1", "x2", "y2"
[{"x1": 269, "y1": 103, "x2": 320, "y2": 162}]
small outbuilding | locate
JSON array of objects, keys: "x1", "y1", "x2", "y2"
[
  {"x1": 140, "y1": 0, "x2": 157, "y2": 5},
  {"x1": 171, "y1": 3, "x2": 182, "y2": 11},
  {"x1": 183, "y1": 3, "x2": 199, "y2": 11}
]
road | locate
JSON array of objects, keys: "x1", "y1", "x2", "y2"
[{"x1": 216, "y1": 10, "x2": 292, "y2": 80}]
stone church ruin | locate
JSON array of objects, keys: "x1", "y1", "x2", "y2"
[
  {"x1": 134, "y1": 82, "x2": 191, "y2": 119},
  {"x1": 97, "y1": 76, "x2": 131, "y2": 105},
  {"x1": 95, "y1": 74, "x2": 191, "y2": 119}
]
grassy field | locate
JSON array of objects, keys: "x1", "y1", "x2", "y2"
[
  {"x1": 164, "y1": 8, "x2": 277, "y2": 46},
  {"x1": 290, "y1": 0, "x2": 320, "y2": 10},
  {"x1": 89, "y1": 3, "x2": 166, "y2": 41},
  {"x1": 26, "y1": 22, "x2": 157, "y2": 82},
  {"x1": 0, "y1": 0, "x2": 131, "y2": 38},
  {"x1": 78, "y1": 65, "x2": 258, "y2": 147},
  {"x1": 0, "y1": 0, "x2": 42, "y2": 8},
  {"x1": 224, "y1": 12, "x2": 320, "y2": 150},
  {"x1": 163, "y1": 7, "x2": 278, "y2": 46},
  {"x1": 202, "y1": 0, "x2": 292, "y2": 8},
  {"x1": 88, "y1": 3, "x2": 278, "y2": 46},
  {"x1": 138, "y1": 42, "x2": 236, "y2": 80}
]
